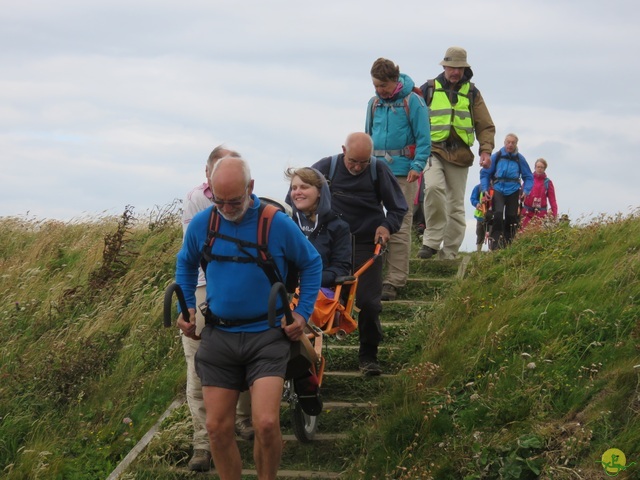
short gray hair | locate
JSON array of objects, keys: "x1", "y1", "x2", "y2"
[
  {"x1": 207, "y1": 145, "x2": 240, "y2": 170},
  {"x1": 210, "y1": 156, "x2": 252, "y2": 186}
]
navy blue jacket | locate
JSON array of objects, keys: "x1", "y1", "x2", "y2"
[
  {"x1": 286, "y1": 168, "x2": 352, "y2": 287},
  {"x1": 312, "y1": 154, "x2": 408, "y2": 244}
]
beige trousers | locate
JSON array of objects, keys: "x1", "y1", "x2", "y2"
[
  {"x1": 422, "y1": 155, "x2": 469, "y2": 260},
  {"x1": 383, "y1": 176, "x2": 418, "y2": 288}
]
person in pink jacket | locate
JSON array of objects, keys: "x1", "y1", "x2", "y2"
[{"x1": 521, "y1": 158, "x2": 558, "y2": 229}]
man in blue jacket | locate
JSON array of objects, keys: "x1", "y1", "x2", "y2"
[
  {"x1": 312, "y1": 132, "x2": 408, "y2": 376},
  {"x1": 480, "y1": 133, "x2": 533, "y2": 249},
  {"x1": 365, "y1": 57, "x2": 431, "y2": 301},
  {"x1": 175, "y1": 156, "x2": 322, "y2": 479}
]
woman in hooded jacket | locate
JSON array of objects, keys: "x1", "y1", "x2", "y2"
[
  {"x1": 521, "y1": 158, "x2": 558, "y2": 229},
  {"x1": 285, "y1": 167, "x2": 352, "y2": 287},
  {"x1": 284, "y1": 166, "x2": 352, "y2": 416}
]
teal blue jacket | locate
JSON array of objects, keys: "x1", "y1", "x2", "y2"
[{"x1": 365, "y1": 73, "x2": 431, "y2": 176}]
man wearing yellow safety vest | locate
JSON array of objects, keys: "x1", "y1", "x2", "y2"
[{"x1": 417, "y1": 46, "x2": 495, "y2": 260}]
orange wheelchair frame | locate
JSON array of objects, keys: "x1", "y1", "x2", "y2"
[
  {"x1": 283, "y1": 242, "x2": 384, "y2": 442},
  {"x1": 303, "y1": 242, "x2": 384, "y2": 385}
]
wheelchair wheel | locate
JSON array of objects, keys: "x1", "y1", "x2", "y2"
[{"x1": 291, "y1": 402, "x2": 318, "y2": 443}]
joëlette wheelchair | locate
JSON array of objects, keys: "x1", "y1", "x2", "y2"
[{"x1": 280, "y1": 242, "x2": 384, "y2": 442}]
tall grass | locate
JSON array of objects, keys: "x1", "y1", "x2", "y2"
[
  {"x1": 1, "y1": 207, "x2": 639, "y2": 479},
  {"x1": 348, "y1": 210, "x2": 640, "y2": 479},
  {"x1": 0, "y1": 205, "x2": 185, "y2": 479}
]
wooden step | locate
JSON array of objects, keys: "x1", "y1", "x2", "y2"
[
  {"x1": 399, "y1": 277, "x2": 454, "y2": 300},
  {"x1": 281, "y1": 400, "x2": 376, "y2": 409},
  {"x1": 240, "y1": 468, "x2": 342, "y2": 478},
  {"x1": 323, "y1": 344, "x2": 399, "y2": 350},
  {"x1": 408, "y1": 256, "x2": 462, "y2": 277},
  {"x1": 322, "y1": 400, "x2": 377, "y2": 408},
  {"x1": 141, "y1": 465, "x2": 343, "y2": 479}
]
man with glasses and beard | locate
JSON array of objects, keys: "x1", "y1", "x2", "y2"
[
  {"x1": 312, "y1": 132, "x2": 407, "y2": 376},
  {"x1": 178, "y1": 145, "x2": 254, "y2": 472},
  {"x1": 175, "y1": 156, "x2": 322, "y2": 480}
]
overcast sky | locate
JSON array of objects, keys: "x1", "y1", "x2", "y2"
[{"x1": 2, "y1": 0, "x2": 638, "y2": 251}]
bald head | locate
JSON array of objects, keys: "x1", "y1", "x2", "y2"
[
  {"x1": 211, "y1": 156, "x2": 251, "y2": 188},
  {"x1": 210, "y1": 156, "x2": 254, "y2": 222},
  {"x1": 344, "y1": 132, "x2": 373, "y2": 156},
  {"x1": 342, "y1": 132, "x2": 374, "y2": 175}
]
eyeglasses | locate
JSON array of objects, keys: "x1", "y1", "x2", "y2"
[
  {"x1": 212, "y1": 190, "x2": 248, "y2": 207},
  {"x1": 345, "y1": 157, "x2": 371, "y2": 167}
]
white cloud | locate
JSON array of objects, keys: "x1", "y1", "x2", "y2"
[{"x1": 1, "y1": 0, "x2": 639, "y2": 252}]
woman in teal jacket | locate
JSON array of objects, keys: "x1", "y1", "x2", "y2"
[{"x1": 365, "y1": 57, "x2": 431, "y2": 301}]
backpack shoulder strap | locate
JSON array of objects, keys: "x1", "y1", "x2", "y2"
[
  {"x1": 329, "y1": 154, "x2": 339, "y2": 181},
  {"x1": 370, "y1": 156, "x2": 378, "y2": 183},
  {"x1": 256, "y1": 202, "x2": 277, "y2": 260},
  {"x1": 403, "y1": 87, "x2": 423, "y2": 118},
  {"x1": 200, "y1": 207, "x2": 221, "y2": 274},
  {"x1": 369, "y1": 156, "x2": 382, "y2": 203},
  {"x1": 255, "y1": 201, "x2": 288, "y2": 287},
  {"x1": 469, "y1": 82, "x2": 477, "y2": 103},
  {"x1": 423, "y1": 79, "x2": 436, "y2": 106},
  {"x1": 370, "y1": 97, "x2": 380, "y2": 127}
]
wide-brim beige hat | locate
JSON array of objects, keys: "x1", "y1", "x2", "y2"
[{"x1": 439, "y1": 46, "x2": 470, "y2": 68}]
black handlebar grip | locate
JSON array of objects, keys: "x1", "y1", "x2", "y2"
[
  {"x1": 268, "y1": 282, "x2": 294, "y2": 327},
  {"x1": 163, "y1": 282, "x2": 190, "y2": 328}
]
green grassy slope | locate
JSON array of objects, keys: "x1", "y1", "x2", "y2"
[
  {"x1": 347, "y1": 211, "x2": 640, "y2": 479},
  {"x1": 1, "y1": 207, "x2": 638, "y2": 479}
]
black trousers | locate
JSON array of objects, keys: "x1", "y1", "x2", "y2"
[
  {"x1": 475, "y1": 220, "x2": 487, "y2": 245},
  {"x1": 490, "y1": 190, "x2": 520, "y2": 249},
  {"x1": 353, "y1": 243, "x2": 383, "y2": 362}
]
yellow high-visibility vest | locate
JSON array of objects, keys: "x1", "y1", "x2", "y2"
[{"x1": 429, "y1": 80, "x2": 474, "y2": 146}]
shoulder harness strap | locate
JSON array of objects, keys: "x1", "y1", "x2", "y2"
[{"x1": 200, "y1": 202, "x2": 284, "y2": 285}]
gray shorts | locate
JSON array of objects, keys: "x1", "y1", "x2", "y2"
[{"x1": 195, "y1": 326, "x2": 290, "y2": 391}]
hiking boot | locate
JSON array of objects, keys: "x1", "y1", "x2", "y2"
[
  {"x1": 359, "y1": 361, "x2": 382, "y2": 376},
  {"x1": 188, "y1": 449, "x2": 212, "y2": 472},
  {"x1": 417, "y1": 245, "x2": 438, "y2": 259},
  {"x1": 235, "y1": 417, "x2": 255, "y2": 441},
  {"x1": 381, "y1": 284, "x2": 397, "y2": 301}
]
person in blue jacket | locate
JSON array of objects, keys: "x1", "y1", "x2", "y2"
[
  {"x1": 285, "y1": 166, "x2": 352, "y2": 287},
  {"x1": 480, "y1": 133, "x2": 533, "y2": 250},
  {"x1": 175, "y1": 156, "x2": 322, "y2": 479},
  {"x1": 365, "y1": 57, "x2": 431, "y2": 301},
  {"x1": 469, "y1": 183, "x2": 493, "y2": 252}
]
